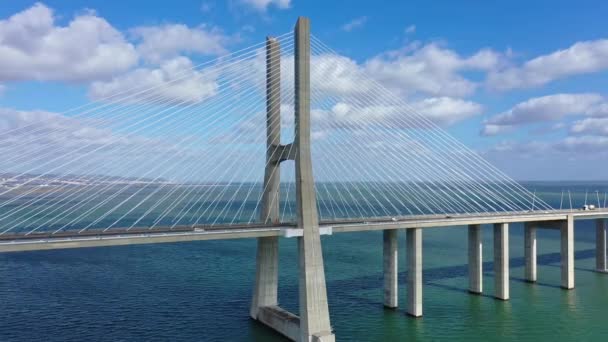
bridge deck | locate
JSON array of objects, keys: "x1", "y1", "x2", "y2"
[{"x1": 1, "y1": 209, "x2": 607, "y2": 252}]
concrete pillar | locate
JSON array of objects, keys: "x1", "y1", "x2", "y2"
[
  {"x1": 295, "y1": 17, "x2": 335, "y2": 342},
  {"x1": 468, "y1": 224, "x2": 482, "y2": 294},
  {"x1": 260, "y1": 36, "x2": 281, "y2": 225},
  {"x1": 597, "y1": 218, "x2": 607, "y2": 272},
  {"x1": 251, "y1": 36, "x2": 282, "y2": 320},
  {"x1": 561, "y1": 215, "x2": 574, "y2": 289},
  {"x1": 406, "y1": 228, "x2": 422, "y2": 317},
  {"x1": 383, "y1": 230, "x2": 398, "y2": 308},
  {"x1": 524, "y1": 223, "x2": 537, "y2": 282},
  {"x1": 493, "y1": 223, "x2": 509, "y2": 300},
  {"x1": 251, "y1": 237, "x2": 279, "y2": 319}
]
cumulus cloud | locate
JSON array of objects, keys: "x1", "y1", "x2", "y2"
[
  {"x1": 0, "y1": 3, "x2": 138, "y2": 82},
  {"x1": 0, "y1": 107, "x2": 120, "y2": 155},
  {"x1": 221, "y1": 51, "x2": 375, "y2": 100},
  {"x1": 482, "y1": 93, "x2": 607, "y2": 136},
  {"x1": 364, "y1": 43, "x2": 502, "y2": 98},
  {"x1": 409, "y1": 97, "x2": 482, "y2": 126},
  {"x1": 307, "y1": 97, "x2": 482, "y2": 140},
  {"x1": 281, "y1": 43, "x2": 501, "y2": 103},
  {"x1": 482, "y1": 93, "x2": 608, "y2": 178},
  {"x1": 255, "y1": 50, "x2": 485, "y2": 128},
  {"x1": 0, "y1": 106, "x2": 202, "y2": 179},
  {"x1": 0, "y1": 107, "x2": 185, "y2": 155},
  {"x1": 342, "y1": 16, "x2": 368, "y2": 32},
  {"x1": 241, "y1": 0, "x2": 291, "y2": 11},
  {"x1": 483, "y1": 136, "x2": 608, "y2": 180},
  {"x1": 0, "y1": 3, "x2": 494, "y2": 130},
  {"x1": 89, "y1": 57, "x2": 218, "y2": 103},
  {"x1": 311, "y1": 54, "x2": 376, "y2": 97},
  {"x1": 488, "y1": 39, "x2": 608, "y2": 91},
  {"x1": 555, "y1": 135, "x2": 608, "y2": 152},
  {"x1": 570, "y1": 117, "x2": 608, "y2": 136},
  {"x1": 488, "y1": 136, "x2": 608, "y2": 158},
  {"x1": 131, "y1": 23, "x2": 230, "y2": 63}
]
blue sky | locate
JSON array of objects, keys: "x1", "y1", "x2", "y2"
[{"x1": 1, "y1": 1, "x2": 608, "y2": 181}]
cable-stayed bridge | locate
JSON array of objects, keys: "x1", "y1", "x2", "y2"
[{"x1": 1, "y1": 17, "x2": 607, "y2": 342}]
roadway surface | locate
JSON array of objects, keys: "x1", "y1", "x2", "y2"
[{"x1": 1, "y1": 209, "x2": 607, "y2": 252}]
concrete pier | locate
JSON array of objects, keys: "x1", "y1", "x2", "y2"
[
  {"x1": 251, "y1": 236, "x2": 279, "y2": 319},
  {"x1": 468, "y1": 224, "x2": 483, "y2": 294},
  {"x1": 406, "y1": 228, "x2": 423, "y2": 317},
  {"x1": 524, "y1": 223, "x2": 537, "y2": 282},
  {"x1": 383, "y1": 230, "x2": 398, "y2": 308},
  {"x1": 493, "y1": 223, "x2": 509, "y2": 300},
  {"x1": 597, "y1": 218, "x2": 607, "y2": 272},
  {"x1": 561, "y1": 216, "x2": 574, "y2": 289}
]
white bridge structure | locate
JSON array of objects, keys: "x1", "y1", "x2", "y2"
[{"x1": 0, "y1": 17, "x2": 607, "y2": 342}]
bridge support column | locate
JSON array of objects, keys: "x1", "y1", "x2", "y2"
[
  {"x1": 253, "y1": 17, "x2": 335, "y2": 342},
  {"x1": 251, "y1": 237, "x2": 279, "y2": 319},
  {"x1": 597, "y1": 218, "x2": 607, "y2": 272},
  {"x1": 383, "y1": 229, "x2": 398, "y2": 308},
  {"x1": 468, "y1": 224, "x2": 482, "y2": 294},
  {"x1": 561, "y1": 216, "x2": 574, "y2": 289},
  {"x1": 251, "y1": 35, "x2": 282, "y2": 322},
  {"x1": 295, "y1": 17, "x2": 335, "y2": 342},
  {"x1": 493, "y1": 223, "x2": 509, "y2": 300},
  {"x1": 524, "y1": 223, "x2": 537, "y2": 282},
  {"x1": 406, "y1": 228, "x2": 422, "y2": 317}
]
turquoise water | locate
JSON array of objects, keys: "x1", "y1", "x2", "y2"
[{"x1": 1, "y1": 182, "x2": 608, "y2": 341}]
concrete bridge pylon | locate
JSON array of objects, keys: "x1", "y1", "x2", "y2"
[{"x1": 250, "y1": 16, "x2": 335, "y2": 342}]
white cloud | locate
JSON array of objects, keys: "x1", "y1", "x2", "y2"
[
  {"x1": 278, "y1": 44, "x2": 502, "y2": 102},
  {"x1": 570, "y1": 117, "x2": 608, "y2": 136},
  {"x1": 364, "y1": 43, "x2": 502, "y2": 98},
  {"x1": 483, "y1": 136, "x2": 608, "y2": 180},
  {"x1": 131, "y1": 23, "x2": 230, "y2": 63},
  {"x1": 0, "y1": 107, "x2": 119, "y2": 152},
  {"x1": 308, "y1": 97, "x2": 482, "y2": 136},
  {"x1": 0, "y1": 106, "x2": 203, "y2": 179},
  {"x1": 251, "y1": 49, "x2": 486, "y2": 128},
  {"x1": 409, "y1": 97, "x2": 482, "y2": 126},
  {"x1": 0, "y1": 84, "x2": 5, "y2": 96},
  {"x1": 241, "y1": 0, "x2": 291, "y2": 11},
  {"x1": 405, "y1": 25, "x2": 416, "y2": 34},
  {"x1": 482, "y1": 93, "x2": 607, "y2": 136},
  {"x1": 488, "y1": 136, "x2": 608, "y2": 158},
  {"x1": 88, "y1": 57, "x2": 218, "y2": 103},
  {"x1": 0, "y1": 3, "x2": 138, "y2": 82},
  {"x1": 310, "y1": 54, "x2": 376, "y2": 97},
  {"x1": 488, "y1": 39, "x2": 608, "y2": 91},
  {"x1": 556, "y1": 135, "x2": 608, "y2": 152},
  {"x1": 342, "y1": 16, "x2": 368, "y2": 32},
  {"x1": 222, "y1": 51, "x2": 376, "y2": 100}
]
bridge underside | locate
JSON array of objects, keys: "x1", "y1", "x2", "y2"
[{"x1": 1, "y1": 209, "x2": 606, "y2": 253}]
